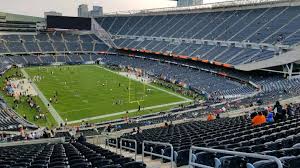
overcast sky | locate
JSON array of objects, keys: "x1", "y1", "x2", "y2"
[{"x1": 0, "y1": 0, "x2": 229, "y2": 17}]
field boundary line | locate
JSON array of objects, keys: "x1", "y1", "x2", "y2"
[
  {"x1": 97, "y1": 65, "x2": 193, "y2": 102},
  {"x1": 67, "y1": 100, "x2": 190, "y2": 124},
  {"x1": 21, "y1": 69, "x2": 64, "y2": 124},
  {"x1": 67, "y1": 65, "x2": 193, "y2": 124}
]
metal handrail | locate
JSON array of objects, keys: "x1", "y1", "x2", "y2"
[
  {"x1": 105, "y1": 135, "x2": 118, "y2": 153},
  {"x1": 142, "y1": 140, "x2": 174, "y2": 168},
  {"x1": 188, "y1": 146, "x2": 283, "y2": 168},
  {"x1": 120, "y1": 138, "x2": 138, "y2": 160}
]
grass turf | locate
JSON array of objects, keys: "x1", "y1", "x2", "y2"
[
  {"x1": 83, "y1": 101, "x2": 192, "y2": 125},
  {"x1": 25, "y1": 65, "x2": 186, "y2": 122},
  {"x1": 0, "y1": 67, "x2": 57, "y2": 128}
]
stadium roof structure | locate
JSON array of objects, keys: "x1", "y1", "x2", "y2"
[
  {"x1": 0, "y1": 12, "x2": 43, "y2": 23},
  {"x1": 0, "y1": 0, "x2": 299, "y2": 76},
  {"x1": 104, "y1": 0, "x2": 300, "y2": 16},
  {"x1": 98, "y1": 0, "x2": 300, "y2": 77},
  {"x1": 235, "y1": 45, "x2": 300, "y2": 71}
]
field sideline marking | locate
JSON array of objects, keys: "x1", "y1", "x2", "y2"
[
  {"x1": 21, "y1": 69, "x2": 64, "y2": 124},
  {"x1": 60, "y1": 107, "x2": 92, "y2": 114},
  {"x1": 67, "y1": 99, "x2": 190, "y2": 124},
  {"x1": 23, "y1": 65, "x2": 193, "y2": 124},
  {"x1": 67, "y1": 65, "x2": 193, "y2": 124},
  {"x1": 96, "y1": 65, "x2": 193, "y2": 102}
]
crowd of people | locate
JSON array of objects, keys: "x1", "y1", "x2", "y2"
[
  {"x1": 153, "y1": 79, "x2": 199, "y2": 99},
  {"x1": 205, "y1": 100, "x2": 296, "y2": 127},
  {"x1": 0, "y1": 126, "x2": 54, "y2": 143},
  {"x1": 250, "y1": 101, "x2": 295, "y2": 126},
  {"x1": 1, "y1": 68, "x2": 50, "y2": 124},
  {"x1": 1, "y1": 68, "x2": 300, "y2": 147}
]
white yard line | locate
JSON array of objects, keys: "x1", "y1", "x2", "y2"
[
  {"x1": 67, "y1": 100, "x2": 190, "y2": 124},
  {"x1": 68, "y1": 65, "x2": 193, "y2": 124},
  {"x1": 97, "y1": 65, "x2": 192, "y2": 102},
  {"x1": 21, "y1": 69, "x2": 64, "y2": 125},
  {"x1": 22, "y1": 65, "x2": 192, "y2": 125},
  {"x1": 60, "y1": 107, "x2": 93, "y2": 114}
]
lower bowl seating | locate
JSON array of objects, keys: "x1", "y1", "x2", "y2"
[{"x1": 0, "y1": 142, "x2": 146, "y2": 168}]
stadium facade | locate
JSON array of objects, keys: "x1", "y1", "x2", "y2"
[{"x1": 177, "y1": 0, "x2": 204, "y2": 7}]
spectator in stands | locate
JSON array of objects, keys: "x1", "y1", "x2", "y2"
[
  {"x1": 19, "y1": 125, "x2": 25, "y2": 139},
  {"x1": 282, "y1": 108, "x2": 287, "y2": 121},
  {"x1": 163, "y1": 122, "x2": 169, "y2": 128},
  {"x1": 169, "y1": 121, "x2": 174, "y2": 127},
  {"x1": 42, "y1": 131, "x2": 49, "y2": 138},
  {"x1": 262, "y1": 109, "x2": 268, "y2": 117},
  {"x1": 273, "y1": 101, "x2": 282, "y2": 111},
  {"x1": 50, "y1": 130, "x2": 55, "y2": 138},
  {"x1": 250, "y1": 112, "x2": 258, "y2": 119},
  {"x1": 286, "y1": 103, "x2": 294, "y2": 118},
  {"x1": 77, "y1": 133, "x2": 86, "y2": 143},
  {"x1": 131, "y1": 128, "x2": 137, "y2": 135},
  {"x1": 107, "y1": 124, "x2": 112, "y2": 133},
  {"x1": 0, "y1": 133, "x2": 4, "y2": 142},
  {"x1": 70, "y1": 135, "x2": 76, "y2": 143},
  {"x1": 216, "y1": 113, "x2": 220, "y2": 119},
  {"x1": 207, "y1": 113, "x2": 214, "y2": 121},
  {"x1": 266, "y1": 112, "x2": 274, "y2": 123},
  {"x1": 267, "y1": 106, "x2": 273, "y2": 112},
  {"x1": 137, "y1": 127, "x2": 141, "y2": 134},
  {"x1": 252, "y1": 111, "x2": 266, "y2": 126},
  {"x1": 273, "y1": 101, "x2": 283, "y2": 121},
  {"x1": 27, "y1": 133, "x2": 33, "y2": 140}
]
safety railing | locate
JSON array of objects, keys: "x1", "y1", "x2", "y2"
[
  {"x1": 142, "y1": 140, "x2": 174, "y2": 168},
  {"x1": 120, "y1": 138, "x2": 137, "y2": 160},
  {"x1": 86, "y1": 135, "x2": 98, "y2": 145},
  {"x1": 188, "y1": 146, "x2": 283, "y2": 168},
  {"x1": 105, "y1": 136, "x2": 118, "y2": 153}
]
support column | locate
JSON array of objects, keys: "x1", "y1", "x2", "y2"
[
  {"x1": 285, "y1": 63, "x2": 294, "y2": 79},
  {"x1": 91, "y1": 18, "x2": 117, "y2": 49}
]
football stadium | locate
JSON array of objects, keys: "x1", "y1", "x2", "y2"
[{"x1": 1, "y1": 0, "x2": 300, "y2": 167}]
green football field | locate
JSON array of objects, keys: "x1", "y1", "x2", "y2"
[{"x1": 24, "y1": 65, "x2": 187, "y2": 122}]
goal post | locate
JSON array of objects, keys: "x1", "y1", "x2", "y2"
[{"x1": 128, "y1": 77, "x2": 146, "y2": 104}]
